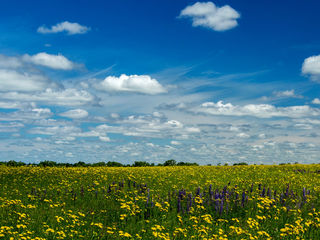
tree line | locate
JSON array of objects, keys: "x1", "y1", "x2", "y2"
[
  {"x1": 1, "y1": 160, "x2": 300, "y2": 167},
  {"x1": 0, "y1": 159, "x2": 200, "y2": 167}
]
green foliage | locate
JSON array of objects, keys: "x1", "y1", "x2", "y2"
[
  {"x1": 176, "y1": 161, "x2": 198, "y2": 166},
  {"x1": 91, "y1": 162, "x2": 106, "y2": 167},
  {"x1": 233, "y1": 162, "x2": 248, "y2": 166},
  {"x1": 164, "y1": 159, "x2": 177, "y2": 166},
  {"x1": 106, "y1": 161, "x2": 123, "y2": 167},
  {"x1": 6, "y1": 160, "x2": 26, "y2": 167},
  {"x1": 39, "y1": 161, "x2": 57, "y2": 167},
  {"x1": 133, "y1": 161, "x2": 151, "y2": 167}
]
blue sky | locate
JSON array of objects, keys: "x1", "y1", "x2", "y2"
[{"x1": 0, "y1": 0, "x2": 320, "y2": 164}]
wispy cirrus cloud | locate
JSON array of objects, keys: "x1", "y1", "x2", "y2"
[
  {"x1": 179, "y1": 2, "x2": 240, "y2": 31},
  {"x1": 37, "y1": 21, "x2": 90, "y2": 35}
]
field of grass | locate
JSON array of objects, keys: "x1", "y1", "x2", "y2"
[{"x1": 1, "y1": 164, "x2": 320, "y2": 239}]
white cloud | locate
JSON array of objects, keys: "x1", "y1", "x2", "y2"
[
  {"x1": 99, "y1": 136, "x2": 111, "y2": 142},
  {"x1": 23, "y1": 52, "x2": 75, "y2": 70},
  {"x1": 312, "y1": 98, "x2": 320, "y2": 104},
  {"x1": 110, "y1": 113, "x2": 120, "y2": 119},
  {"x1": 275, "y1": 90, "x2": 295, "y2": 97},
  {"x1": 195, "y1": 101, "x2": 320, "y2": 118},
  {"x1": 59, "y1": 109, "x2": 89, "y2": 119},
  {"x1": 0, "y1": 108, "x2": 53, "y2": 121},
  {"x1": 100, "y1": 114, "x2": 201, "y2": 140},
  {"x1": 179, "y1": 2, "x2": 240, "y2": 31},
  {"x1": 261, "y1": 90, "x2": 303, "y2": 101},
  {"x1": 0, "y1": 69, "x2": 55, "y2": 92},
  {"x1": 186, "y1": 127, "x2": 201, "y2": 133},
  {"x1": 0, "y1": 55, "x2": 22, "y2": 68},
  {"x1": 28, "y1": 123, "x2": 111, "y2": 142},
  {"x1": 165, "y1": 120, "x2": 184, "y2": 128},
  {"x1": 72, "y1": 124, "x2": 111, "y2": 142},
  {"x1": 274, "y1": 89, "x2": 302, "y2": 98},
  {"x1": 96, "y1": 74, "x2": 167, "y2": 95},
  {"x1": 0, "y1": 101, "x2": 32, "y2": 109},
  {"x1": 237, "y1": 132, "x2": 250, "y2": 138},
  {"x1": 29, "y1": 125, "x2": 80, "y2": 135},
  {"x1": 1, "y1": 88, "x2": 95, "y2": 106},
  {"x1": 171, "y1": 141, "x2": 181, "y2": 145},
  {"x1": 302, "y1": 55, "x2": 320, "y2": 81},
  {"x1": 0, "y1": 122, "x2": 24, "y2": 132},
  {"x1": 65, "y1": 152, "x2": 74, "y2": 157},
  {"x1": 37, "y1": 21, "x2": 90, "y2": 35}
]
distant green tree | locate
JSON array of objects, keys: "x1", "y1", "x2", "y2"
[
  {"x1": 106, "y1": 161, "x2": 123, "y2": 167},
  {"x1": 92, "y1": 162, "x2": 106, "y2": 167},
  {"x1": 177, "y1": 162, "x2": 199, "y2": 166},
  {"x1": 6, "y1": 160, "x2": 26, "y2": 167},
  {"x1": 74, "y1": 161, "x2": 87, "y2": 167},
  {"x1": 133, "y1": 161, "x2": 150, "y2": 167},
  {"x1": 164, "y1": 159, "x2": 177, "y2": 166},
  {"x1": 233, "y1": 162, "x2": 248, "y2": 166},
  {"x1": 39, "y1": 161, "x2": 57, "y2": 167}
]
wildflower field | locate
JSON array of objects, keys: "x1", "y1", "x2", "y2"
[{"x1": 1, "y1": 164, "x2": 320, "y2": 239}]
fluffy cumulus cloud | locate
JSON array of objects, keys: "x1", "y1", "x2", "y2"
[
  {"x1": 59, "y1": 109, "x2": 89, "y2": 119},
  {"x1": 23, "y1": 52, "x2": 75, "y2": 70},
  {"x1": 37, "y1": 21, "x2": 90, "y2": 35},
  {"x1": 0, "y1": 69, "x2": 56, "y2": 92},
  {"x1": 312, "y1": 98, "x2": 320, "y2": 104},
  {"x1": 96, "y1": 74, "x2": 167, "y2": 95},
  {"x1": 1, "y1": 88, "x2": 95, "y2": 106},
  {"x1": 193, "y1": 101, "x2": 320, "y2": 118},
  {"x1": 179, "y1": 1, "x2": 240, "y2": 31},
  {"x1": 302, "y1": 55, "x2": 320, "y2": 81}
]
